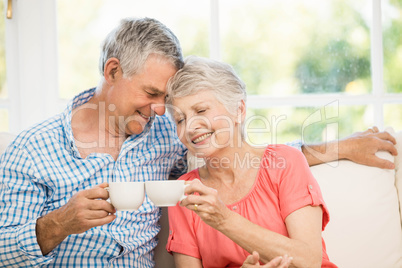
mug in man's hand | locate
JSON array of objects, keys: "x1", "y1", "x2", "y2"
[{"x1": 107, "y1": 182, "x2": 145, "y2": 211}]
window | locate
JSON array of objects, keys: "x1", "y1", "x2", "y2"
[
  {"x1": 220, "y1": 0, "x2": 376, "y2": 143},
  {"x1": 221, "y1": 0, "x2": 372, "y2": 96},
  {"x1": 57, "y1": 0, "x2": 210, "y2": 99},
  {"x1": 0, "y1": 0, "x2": 8, "y2": 132},
  {"x1": 2, "y1": 0, "x2": 402, "y2": 141},
  {"x1": 383, "y1": 0, "x2": 402, "y2": 94},
  {"x1": 383, "y1": 0, "x2": 402, "y2": 131}
]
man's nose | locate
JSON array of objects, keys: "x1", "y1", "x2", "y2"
[{"x1": 151, "y1": 101, "x2": 166, "y2": 116}]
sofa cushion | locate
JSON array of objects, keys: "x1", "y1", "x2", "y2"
[
  {"x1": 392, "y1": 130, "x2": 402, "y2": 225},
  {"x1": 310, "y1": 150, "x2": 402, "y2": 268}
]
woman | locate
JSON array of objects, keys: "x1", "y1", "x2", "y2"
[{"x1": 165, "y1": 56, "x2": 337, "y2": 268}]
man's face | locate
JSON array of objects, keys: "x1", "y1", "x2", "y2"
[{"x1": 109, "y1": 55, "x2": 177, "y2": 136}]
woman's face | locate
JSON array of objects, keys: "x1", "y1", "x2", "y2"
[{"x1": 171, "y1": 90, "x2": 240, "y2": 158}]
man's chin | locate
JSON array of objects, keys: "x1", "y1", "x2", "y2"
[{"x1": 125, "y1": 122, "x2": 147, "y2": 136}]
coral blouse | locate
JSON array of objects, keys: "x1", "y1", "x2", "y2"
[{"x1": 166, "y1": 145, "x2": 337, "y2": 268}]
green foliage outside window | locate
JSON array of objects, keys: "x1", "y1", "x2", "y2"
[
  {"x1": 1, "y1": 0, "x2": 399, "y2": 138},
  {"x1": 383, "y1": 0, "x2": 402, "y2": 93}
]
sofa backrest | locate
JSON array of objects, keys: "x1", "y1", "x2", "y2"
[
  {"x1": 393, "y1": 131, "x2": 402, "y2": 226},
  {"x1": 309, "y1": 129, "x2": 402, "y2": 268}
]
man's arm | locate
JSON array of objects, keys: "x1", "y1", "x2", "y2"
[
  {"x1": 0, "y1": 145, "x2": 55, "y2": 267},
  {"x1": 302, "y1": 127, "x2": 397, "y2": 169},
  {"x1": 0, "y1": 145, "x2": 116, "y2": 266}
]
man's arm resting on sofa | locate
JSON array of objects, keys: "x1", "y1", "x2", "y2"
[{"x1": 302, "y1": 127, "x2": 398, "y2": 169}]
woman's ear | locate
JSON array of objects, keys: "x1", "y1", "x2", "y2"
[
  {"x1": 104, "y1": 58, "x2": 121, "y2": 84},
  {"x1": 236, "y1": 100, "x2": 246, "y2": 124}
]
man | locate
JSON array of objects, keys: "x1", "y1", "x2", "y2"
[
  {"x1": 0, "y1": 17, "x2": 397, "y2": 267},
  {"x1": 0, "y1": 17, "x2": 187, "y2": 267}
]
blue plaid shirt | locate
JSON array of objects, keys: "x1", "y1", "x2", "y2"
[{"x1": 0, "y1": 88, "x2": 187, "y2": 267}]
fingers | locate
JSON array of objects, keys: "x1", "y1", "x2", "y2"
[
  {"x1": 367, "y1": 155, "x2": 395, "y2": 169},
  {"x1": 84, "y1": 183, "x2": 110, "y2": 200},
  {"x1": 180, "y1": 185, "x2": 217, "y2": 213},
  {"x1": 242, "y1": 251, "x2": 260, "y2": 266},
  {"x1": 88, "y1": 199, "x2": 116, "y2": 214},
  {"x1": 264, "y1": 255, "x2": 293, "y2": 268},
  {"x1": 181, "y1": 179, "x2": 216, "y2": 208},
  {"x1": 184, "y1": 179, "x2": 214, "y2": 195},
  {"x1": 375, "y1": 136, "x2": 398, "y2": 156},
  {"x1": 345, "y1": 127, "x2": 398, "y2": 169},
  {"x1": 88, "y1": 215, "x2": 116, "y2": 226},
  {"x1": 98, "y1": 182, "x2": 109, "y2": 188},
  {"x1": 366, "y1": 126, "x2": 379, "y2": 133},
  {"x1": 181, "y1": 193, "x2": 203, "y2": 205},
  {"x1": 365, "y1": 127, "x2": 397, "y2": 145},
  {"x1": 374, "y1": 131, "x2": 397, "y2": 145},
  {"x1": 242, "y1": 252, "x2": 293, "y2": 268},
  {"x1": 85, "y1": 208, "x2": 114, "y2": 219},
  {"x1": 264, "y1": 256, "x2": 283, "y2": 267}
]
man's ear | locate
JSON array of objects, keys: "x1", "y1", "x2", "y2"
[{"x1": 104, "y1": 58, "x2": 121, "y2": 84}]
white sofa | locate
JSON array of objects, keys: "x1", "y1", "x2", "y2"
[{"x1": 1, "y1": 130, "x2": 402, "y2": 268}]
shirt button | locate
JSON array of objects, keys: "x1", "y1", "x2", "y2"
[
  {"x1": 169, "y1": 230, "x2": 172, "y2": 235},
  {"x1": 309, "y1": 185, "x2": 313, "y2": 189},
  {"x1": 232, "y1": 206, "x2": 238, "y2": 210}
]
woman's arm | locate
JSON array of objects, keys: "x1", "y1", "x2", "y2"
[
  {"x1": 181, "y1": 180, "x2": 323, "y2": 268},
  {"x1": 173, "y1": 252, "x2": 203, "y2": 268},
  {"x1": 218, "y1": 205, "x2": 323, "y2": 268}
]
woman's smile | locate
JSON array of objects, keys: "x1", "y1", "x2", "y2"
[{"x1": 192, "y1": 132, "x2": 214, "y2": 144}]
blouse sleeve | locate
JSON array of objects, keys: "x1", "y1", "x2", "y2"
[
  {"x1": 264, "y1": 145, "x2": 330, "y2": 230},
  {"x1": 166, "y1": 172, "x2": 201, "y2": 259}
]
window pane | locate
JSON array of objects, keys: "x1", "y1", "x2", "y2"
[
  {"x1": 221, "y1": 0, "x2": 372, "y2": 96},
  {"x1": 0, "y1": 109, "x2": 9, "y2": 132},
  {"x1": 0, "y1": 0, "x2": 7, "y2": 99},
  {"x1": 57, "y1": 0, "x2": 210, "y2": 99},
  {"x1": 384, "y1": 104, "x2": 402, "y2": 130},
  {"x1": 246, "y1": 105, "x2": 372, "y2": 145},
  {"x1": 383, "y1": 0, "x2": 402, "y2": 93}
]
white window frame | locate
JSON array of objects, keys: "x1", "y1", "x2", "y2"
[
  {"x1": 3, "y1": 0, "x2": 59, "y2": 134},
  {"x1": 211, "y1": 0, "x2": 402, "y2": 130},
  {"x1": 3, "y1": 0, "x2": 402, "y2": 134}
]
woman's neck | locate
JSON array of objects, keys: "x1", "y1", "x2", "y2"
[{"x1": 201, "y1": 141, "x2": 264, "y2": 184}]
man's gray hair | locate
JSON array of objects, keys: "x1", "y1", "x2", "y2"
[
  {"x1": 99, "y1": 17, "x2": 183, "y2": 77},
  {"x1": 166, "y1": 56, "x2": 247, "y2": 139}
]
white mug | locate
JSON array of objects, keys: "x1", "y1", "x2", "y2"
[
  {"x1": 145, "y1": 180, "x2": 188, "y2": 207},
  {"x1": 107, "y1": 182, "x2": 145, "y2": 211}
]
